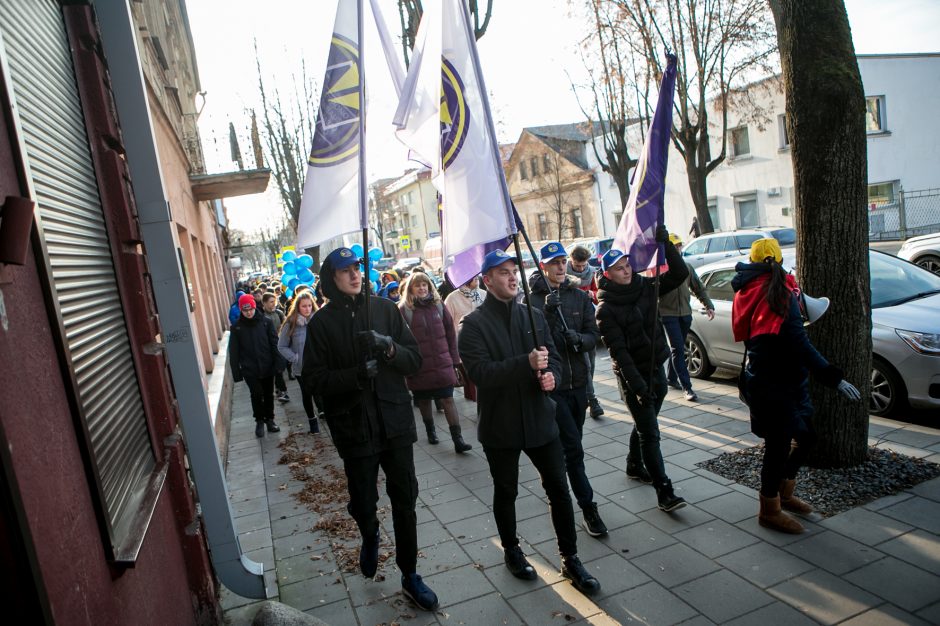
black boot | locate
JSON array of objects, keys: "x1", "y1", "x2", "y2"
[
  {"x1": 449, "y1": 425, "x2": 472, "y2": 453},
  {"x1": 626, "y1": 456, "x2": 653, "y2": 484},
  {"x1": 655, "y1": 480, "x2": 686, "y2": 512},
  {"x1": 561, "y1": 555, "x2": 601, "y2": 595},
  {"x1": 424, "y1": 420, "x2": 439, "y2": 444},
  {"x1": 265, "y1": 418, "x2": 280, "y2": 433},
  {"x1": 255, "y1": 421, "x2": 264, "y2": 438},
  {"x1": 504, "y1": 545, "x2": 537, "y2": 580},
  {"x1": 308, "y1": 417, "x2": 320, "y2": 434}
]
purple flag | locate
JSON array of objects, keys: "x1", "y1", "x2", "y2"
[
  {"x1": 445, "y1": 206, "x2": 524, "y2": 288},
  {"x1": 612, "y1": 53, "x2": 677, "y2": 275}
]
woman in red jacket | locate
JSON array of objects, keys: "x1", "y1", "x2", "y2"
[{"x1": 399, "y1": 272, "x2": 472, "y2": 453}]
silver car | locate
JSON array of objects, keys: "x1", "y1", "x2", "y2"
[
  {"x1": 681, "y1": 227, "x2": 796, "y2": 269},
  {"x1": 898, "y1": 232, "x2": 940, "y2": 276},
  {"x1": 685, "y1": 250, "x2": 940, "y2": 416}
]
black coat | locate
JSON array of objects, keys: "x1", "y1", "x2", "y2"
[
  {"x1": 527, "y1": 273, "x2": 599, "y2": 390},
  {"x1": 229, "y1": 313, "x2": 281, "y2": 382},
  {"x1": 302, "y1": 258, "x2": 422, "y2": 459},
  {"x1": 458, "y1": 296, "x2": 561, "y2": 449},
  {"x1": 595, "y1": 240, "x2": 688, "y2": 393}
]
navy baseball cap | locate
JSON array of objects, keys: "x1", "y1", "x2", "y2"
[
  {"x1": 539, "y1": 241, "x2": 567, "y2": 263},
  {"x1": 480, "y1": 249, "x2": 517, "y2": 274},
  {"x1": 601, "y1": 249, "x2": 629, "y2": 272},
  {"x1": 326, "y1": 247, "x2": 360, "y2": 270}
]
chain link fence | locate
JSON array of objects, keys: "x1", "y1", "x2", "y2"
[{"x1": 869, "y1": 188, "x2": 940, "y2": 241}]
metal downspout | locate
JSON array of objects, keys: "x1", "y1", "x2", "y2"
[{"x1": 91, "y1": 0, "x2": 266, "y2": 599}]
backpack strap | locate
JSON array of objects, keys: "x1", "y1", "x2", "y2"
[{"x1": 399, "y1": 302, "x2": 444, "y2": 328}]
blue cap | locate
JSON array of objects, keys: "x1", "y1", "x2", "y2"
[
  {"x1": 539, "y1": 241, "x2": 567, "y2": 263},
  {"x1": 480, "y1": 249, "x2": 517, "y2": 274},
  {"x1": 326, "y1": 247, "x2": 360, "y2": 270},
  {"x1": 601, "y1": 249, "x2": 629, "y2": 272}
]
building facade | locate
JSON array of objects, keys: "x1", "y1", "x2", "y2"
[{"x1": 375, "y1": 168, "x2": 440, "y2": 258}]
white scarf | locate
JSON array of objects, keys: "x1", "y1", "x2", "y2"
[{"x1": 459, "y1": 287, "x2": 484, "y2": 309}]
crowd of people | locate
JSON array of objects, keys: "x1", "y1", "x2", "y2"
[{"x1": 225, "y1": 230, "x2": 862, "y2": 610}]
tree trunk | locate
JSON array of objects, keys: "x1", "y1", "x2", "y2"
[
  {"x1": 684, "y1": 156, "x2": 715, "y2": 233},
  {"x1": 771, "y1": 0, "x2": 871, "y2": 467}
]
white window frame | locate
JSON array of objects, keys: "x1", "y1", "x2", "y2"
[
  {"x1": 865, "y1": 95, "x2": 887, "y2": 134},
  {"x1": 729, "y1": 125, "x2": 751, "y2": 159},
  {"x1": 734, "y1": 194, "x2": 759, "y2": 228},
  {"x1": 777, "y1": 114, "x2": 790, "y2": 150}
]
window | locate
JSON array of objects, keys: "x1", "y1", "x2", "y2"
[
  {"x1": 570, "y1": 207, "x2": 583, "y2": 237},
  {"x1": 736, "y1": 234, "x2": 763, "y2": 250},
  {"x1": 709, "y1": 236, "x2": 737, "y2": 253},
  {"x1": 414, "y1": 239, "x2": 421, "y2": 250},
  {"x1": 707, "y1": 201, "x2": 719, "y2": 231},
  {"x1": 530, "y1": 156, "x2": 540, "y2": 177},
  {"x1": 730, "y1": 126, "x2": 750, "y2": 158},
  {"x1": 682, "y1": 239, "x2": 709, "y2": 256},
  {"x1": 736, "y1": 196, "x2": 759, "y2": 228},
  {"x1": 770, "y1": 228, "x2": 797, "y2": 246},
  {"x1": 612, "y1": 211, "x2": 623, "y2": 227},
  {"x1": 543, "y1": 154, "x2": 552, "y2": 174},
  {"x1": 703, "y1": 269, "x2": 736, "y2": 302},
  {"x1": 538, "y1": 213, "x2": 549, "y2": 240},
  {"x1": 865, "y1": 96, "x2": 886, "y2": 133},
  {"x1": 520, "y1": 161, "x2": 528, "y2": 180},
  {"x1": 411, "y1": 215, "x2": 418, "y2": 227},
  {"x1": 868, "y1": 181, "x2": 898, "y2": 207},
  {"x1": 778, "y1": 114, "x2": 790, "y2": 149}
]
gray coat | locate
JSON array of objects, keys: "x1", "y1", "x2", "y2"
[{"x1": 277, "y1": 316, "x2": 310, "y2": 377}]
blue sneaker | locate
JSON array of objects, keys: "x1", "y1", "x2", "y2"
[
  {"x1": 359, "y1": 529, "x2": 379, "y2": 578},
  {"x1": 401, "y1": 573, "x2": 439, "y2": 611}
]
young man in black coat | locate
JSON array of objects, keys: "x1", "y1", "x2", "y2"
[
  {"x1": 596, "y1": 227, "x2": 690, "y2": 512},
  {"x1": 458, "y1": 249, "x2": 600, "y2": 596},
  {"x1": 229, "y1": 293, "x2": 283, "y2": 437},
  {"x1": 302, "y1": 247, "x2": 439, "y2": 612},
  {"x1": 528, "y1": 242, "x2": 608, "y2": 538}
]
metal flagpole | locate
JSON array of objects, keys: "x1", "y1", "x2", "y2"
[{"x1": 357, "y1": 0, "x2": 371, "y2": 327}]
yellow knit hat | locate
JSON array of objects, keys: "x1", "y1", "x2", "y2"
[
  {"x1": 669, "y1": 233, "x2": 683, "y2": 246},
  {"x1": 750, "y1": 238, "x2": 783, "y2": 263}
]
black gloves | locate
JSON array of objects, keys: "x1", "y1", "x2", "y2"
[
  {"x1": 357, "y1": 359, "x2": 378, "y2": 381},
  {"x1": 545, "y1": 291, "x2": 561, "y2": 312},
  {"x1": 655, "y1": 225, "x2": 669, "y2": 243},
  {"x1": 563, "y1": 329, "x2": 582, "y2": 351},
  {"x1": 356, "y1": 330, "x2": 394, "y2": 359}
]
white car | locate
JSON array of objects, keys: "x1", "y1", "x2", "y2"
[
  {"x1": 685, "y1": 250, "x2": 940, "y2": 416},
  {"x1": 898, "y1": 233, "x2": 940, "y2": 276},
  {"x1": 681, "y1": 227, "x2": 796, "y2": 268}
]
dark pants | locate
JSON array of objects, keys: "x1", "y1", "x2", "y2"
[
  {"x1": 243, "y1": 375, "x2": 274, "y2": 422},
  {"x1": 586, "y1": 349, "x2": 597, "y2": 400},
  {"x1": 343, "y1": 445, "x2": 419, "y2": 574},
  {"x1": 552, "y1": 387, "x2": 593, "y2": 508},
  {"x1": 483, "y1": 438, "x2": 577, "y2": 557},
  {"x1": 623, "y1": 368, "x2": 669, "y2": 485},
  {"x1": 760, "y1": 382, "x2": 818, "y2": 496},
  {"x1": 662, "y1": 315, "x2": 693, "y2": 390},
  {"x1": 274, "y1": 370, "x2": 287, "y2": 394}
]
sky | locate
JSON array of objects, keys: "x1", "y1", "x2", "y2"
[{"x1": 186, "y1": 0, "x2": 940, "y2": 234}]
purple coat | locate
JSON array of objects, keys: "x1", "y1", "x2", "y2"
[{"x1": 400, "y1": 300, "x2": 459, "y2": 391}]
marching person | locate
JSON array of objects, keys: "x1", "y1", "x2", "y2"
[
  {"x1": 596, "y1": 226, "x2": 690, "y2": 512},
  {"x1": 444, "y1": 275, "x2": 486, "y2": 403},
  {"x1": 261, "y1": 293, "x2": 290, "y2": 403},
  {"x1": 658, "y1": 233, "x2": 715, "y2": 402},
  {"x1": 303, "y1": 247, "x2": 439, "y2": 611},
  {"x1": 277, "y1": 290, "x2": 321, "y2": 433},
  {"x1": 732, "y1": 238, "x2": 861, "y2": 533},
  {"x1": 529, "y1": 242, "x2": 608, "y2": 538},
  {"x1": 458, "y1": 249, "x2": 601, "y2": 596},
  {"x1": 229, "y1": 293, "x2": 283, "y2": 438},
  {"x1": 398, "y1": 272, "x2": 472, "y2": 454},
  {"x1": 567, "y1": 245, "x2": 603, "y2": 419}
]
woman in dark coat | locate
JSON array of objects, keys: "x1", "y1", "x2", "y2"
[
  {"x1": 229, "y1": 294, "x2": 283, "y2": 437},
  {"x1": 732, "y1": 238, "x2": 861, "y2": 534},
  {"x1": 398, "y1": 272, "x2": 471, "y2": 453}
]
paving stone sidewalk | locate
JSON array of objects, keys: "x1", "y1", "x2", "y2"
[{"x1": 220, "y1": 350, "x2": 940, "y2": 625}]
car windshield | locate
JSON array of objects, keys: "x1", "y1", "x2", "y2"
[
  {"x1": 871, "y1": 251, "x2": 940, "y2": 308},
  {"x1": 771, "y1": 228, "x2": 797, "y2": 245}
]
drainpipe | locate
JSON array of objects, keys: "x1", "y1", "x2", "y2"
[{"x1": 92, "y1": 0, "x2": 266, "y2": 599}]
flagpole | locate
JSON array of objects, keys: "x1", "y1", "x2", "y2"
[
  {"x1": 512, "y1": 233, "x2": 542, "y2": 352},
  {"x1": 357, "y1": 0, "x2": 371, "y2": 327}
]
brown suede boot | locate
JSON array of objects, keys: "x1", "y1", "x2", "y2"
[
  {"x1": 758, "y1": 494, "x2": 804, "y2": 534},
  {"x1": 779, "y1": 479, "x2": 813, "y2": 515}
]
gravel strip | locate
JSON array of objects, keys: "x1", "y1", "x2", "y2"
[{"x1": 697, "y1": 445, "x2": 940, "y2": 517}]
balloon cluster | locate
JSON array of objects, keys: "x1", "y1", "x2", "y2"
[
  {"x1": 279, "y1": 250, "x2": 315, "y2": 298},
  {"x1": 350, "y1": 244, "x2": 385, "y2": 294}
]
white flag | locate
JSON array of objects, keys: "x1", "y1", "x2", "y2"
[
  {"x1": 392, "y1": 0, "x2": 515, "y2": 285},
  {"x1": 297, "y1": 0, "x2": 365, "y2": 249}
]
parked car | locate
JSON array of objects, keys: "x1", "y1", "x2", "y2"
[
  {"x1": 681, "y1": 227, "x2": 796, "y2": 268},
  {"x1": 393, "y1": 256, "x2": 423, "y2": 272},
  {"x1": 897, "y1": 232, "x2": 940, "y2": 276},
  {"x1": 372, "y1": 256, "x2": 395, "y2": 271},
  {"x1": 685, "y1": 250, "x2": 940, "y2": 416}
]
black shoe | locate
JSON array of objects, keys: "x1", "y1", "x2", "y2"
[
  {"x1": 265, "y1": 419, "x2": 280, "y2": 433},
  {"x1": 308, "y1": 418, "x2": 320, "y2": 434},
  {"x1": 561, "y1": 555, "x2": 601, "y2": 596},
  {"x1": 656, "y1": 480, "x2": 687, "y2": 512},
  {"x1": 277, "y1": 392, "x2": 290, "y2": 403},
  {"x1": 359, "y1": 529, "x2": 379, "y2": 578},
  {"x1": 588, "y1": 397, "x2": 604, "y2": 419},
  {"x1": 255, "y1": 422, "x2": 264, "y2": 438},
  {"x1": 625, "y1": 457, "x2": 653, "y2": 484},
  {"x1": 668, "y1": 380, "x2": 683, "y2": 391},
  {"x1": 424, "y1": 421, "x2": 439, "y2": 445},
  {"x1": 582, "y1": 503, "x2": 608, "y2": 537},
  {"x1": 450, "y1": 425, "x2": 472, "y2": 454},
  {"x1": 504, "y1": 545, "x2": 537, "y2": 580},
  {"x1": 401, "y1": 573, "x2": 439, "y2": 611}
]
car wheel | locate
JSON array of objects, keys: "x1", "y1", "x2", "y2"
[
  {"x1": 685, "y1": 333, "x2": 716, "y2": 379},
  {"x1": 870, "y1": 356, "x2": 908, "y2": 417},
  {"x1": 914, "y1": 254, "x2": 940, "y2": 276}
]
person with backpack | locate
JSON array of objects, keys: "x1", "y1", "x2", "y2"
[
  {"x1": 229, "y1": 290, "x2": 245, "y2": 326},
  {"x1": 229, "y1": 294, "x2": 283, "y2": 437},
  {"x1": 398, "y1": 272, "x2": 472, "y2": 453},
  {"x1": 277, "y1": 290, "x2": 320, "y2": 433}
]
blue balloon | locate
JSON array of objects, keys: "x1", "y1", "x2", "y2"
[
  {"x1": 368, "y1": 247, "x2": 383, "y2": 261},
  {"x1": 372, "y1": 281, "x2": 380, "y2": 294},
  {"x1": 296, "y1": 253, "x2": 314, "y2": 269},
  {"x1": 282, "y1": 261, "x2": 297, "y2": 275},
  {"x1": 285, "y1": 288, "x2": 293, "y2": 298},
  {"x1": 369, "y1": 268, "x2": 380, "y2": 282},
  {"x1": 280, "y1": 273, "x2": 292, "y2": 286},
  {"x1": 288, "y1": 278, "x2": 301, "y2": 290},
  {"x1": 350, "y1": 243, "x2": 364, "y2": 257},
  {"x1": 281, "y1": 250, "x2": 297, "y2": 263},
  {"x1": 298, "y1": 268, "x2": 314, "y2": 283}
]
